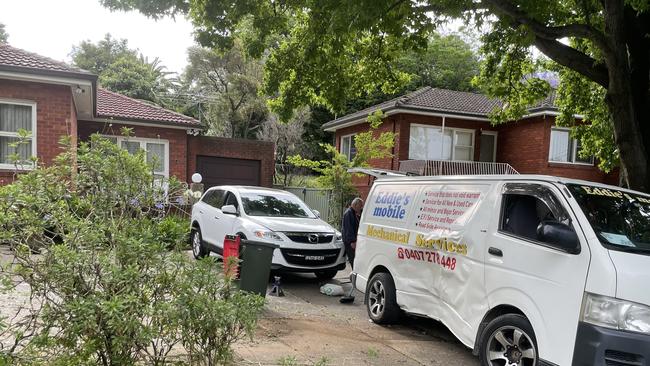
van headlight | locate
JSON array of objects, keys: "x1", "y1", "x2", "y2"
[
  {"x1": 253, "y1": 230, "x2": 283, "y2": 241},
  {"x1": 581, "y1": 293, "x2": 650, "y2": 334}
]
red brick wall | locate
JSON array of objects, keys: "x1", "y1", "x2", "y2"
[
  {"x1": 187, "y1": 136, "x2": 275, "y2": 187},
  {"x1": 334, "y1": 113, "x2": 618, "y2": 200},
  {"x1": 78, "y1": 120, "x2": 189, "y2": 182},
  {"x1": 496, "y1": 115, "x2": 617, "y2": 183},
  {"x1": 0, "y1": 79, "x2": 75, "y2": 184}
]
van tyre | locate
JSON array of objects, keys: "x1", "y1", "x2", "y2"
[
  {"x1": 191, "y1": 227, "x2": 209, "y2": 259},
  {"x1": 314, "y1": 270, "x2": 337, "y2": 281},
  {"x1": 479, "y1": 314, "x2": 538, "y2": 366},
  {"x1": 366, "y1": 272, "x2": 401, "y2": 324}
]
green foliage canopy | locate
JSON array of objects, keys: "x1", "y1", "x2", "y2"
[
  {"x1": 101, "y1": 0, "x2": 650, "y2": 190},
  {"x1": 70, "y1": 34, "x2": 174, "y2": 104}
]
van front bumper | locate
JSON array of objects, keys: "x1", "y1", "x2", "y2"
[{"x1": 572, "y1": 321, "x2": 650, "y2": 365}]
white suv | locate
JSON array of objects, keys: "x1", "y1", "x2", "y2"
[{"x1": 190, "y1": 186, "x2": 346, "y2": 280}]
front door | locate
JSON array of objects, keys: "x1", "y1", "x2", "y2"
[
  {"x1": 484, "y1": 182, "x2": 590, "y2": 366},
  {"x1": 479, "y1": 132, "x2": 497, "y2": 162},
  {"x1": 211, "y1": 191, "x2": 239, "y2": 251}
]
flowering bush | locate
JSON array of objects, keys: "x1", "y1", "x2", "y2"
[{"x1": 0, "y1": 133, "x2": 264, "y2": 365}]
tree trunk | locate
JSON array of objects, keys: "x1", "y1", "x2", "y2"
[{"x1": 603, "y1": 0, "x2": 650, "y2": 192}]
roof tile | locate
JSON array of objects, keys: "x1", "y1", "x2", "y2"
[
  {"x1": 96, "y1": 88, "x2": 201, "y2": 127},
  {"x1": 0, "y1": 43, "x2": 93, "y2": 75}
]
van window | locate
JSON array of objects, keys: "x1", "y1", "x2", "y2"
[{"x1": 499, "y1": 184, "x2": 572, "y2": 247}]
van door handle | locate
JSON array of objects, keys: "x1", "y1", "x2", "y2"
[
  {"x1": 214, "y1": 216, "x2": 220, "y2": 220},
  {"x1": 488, "y1": 247, "x2": 503, "y2": 257},
  {"x1": 199, "y1": 210, "x2": 204, "y2": 214}
]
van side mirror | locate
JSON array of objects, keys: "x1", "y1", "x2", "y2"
[
  {"x1": 537, "y1": 220, "x2": 580, "y2": 254},
  {"x1": 221, "y1": 205, "x2": 238, "y2": 216},
  {"x1": 312, "y1": 209, "x2": 321, "y2": 218}
]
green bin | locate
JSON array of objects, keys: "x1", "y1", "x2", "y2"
[{"x1": 238, "y1": 239, "x2": 279, "y2": 297}]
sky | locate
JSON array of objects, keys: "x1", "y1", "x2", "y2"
[{"x1": 0, "y1": 0, "x2": 195, "y2": 75}]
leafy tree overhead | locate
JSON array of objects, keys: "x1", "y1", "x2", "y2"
[
  {"x1": 182, "y1": 44, "x2": 267, "y2": 138},
  {"x1": 70, "y1": 34, "x2": 174, "y2": 104},
  {"x1": 0, "y1": 23, "x2": 8, "y2": 43},
  {"x1": 100, "y1": 0, "x2": 650, "y2": 191},
  {"x1": 70, "y1": 34, "x2": 137, "y2": 74}
]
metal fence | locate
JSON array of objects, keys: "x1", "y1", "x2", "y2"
[
  {"x1": 399, "y1": 160, "x2": 519, "y2": 176},
  {"x1": 277, "y1": 186, "x2": 333, "y2": 223}
]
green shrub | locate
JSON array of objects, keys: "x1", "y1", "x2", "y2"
[{"x1": 0, "y1": 133, "x2": 265, "y2": 365}]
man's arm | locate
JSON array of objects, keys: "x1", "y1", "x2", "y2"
[{"x1": 341, "y1": 210, "x2": 355, "y2": 243}]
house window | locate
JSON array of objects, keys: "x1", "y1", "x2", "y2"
[
  {"x1": 0, "y1": 100, "x2": 36, "y2": 170},
  {"x1": 106, "y1": 136, "x2": 169, "y2": 178},
  {"x1": 409, "y1": 125, "x2": 474, "y2": 161},
  {"x1": 549, "y1": 128, "x2": 594, "y2": 165},
  {"x1": 340, "y1": 134, "x2": 356, "y2": 161}
]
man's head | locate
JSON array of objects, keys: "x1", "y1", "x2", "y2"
[{"x1": 351, "y1": 197, "x2": 364, "y2": 212}]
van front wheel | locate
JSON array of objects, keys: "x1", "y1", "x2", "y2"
[
  {"x1": 479, "y1": 314, "x2": 538, "y2": 366},
  {"x1": 365, "y1": 272, "x2": 401, "y2": 324}
]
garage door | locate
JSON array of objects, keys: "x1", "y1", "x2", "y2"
[{"x1": 196, "y1": 156, "x2": 261, "y2": 188}]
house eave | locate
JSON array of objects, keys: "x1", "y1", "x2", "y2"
[
  {"x1": 86, "y1": 117, "x2": 204, "y2": 130},
  {"x1": 322, "y1": 107, "x2": 492, "y2": 132}
]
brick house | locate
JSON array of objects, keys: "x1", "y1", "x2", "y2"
[
  {"x1": 322, "y1": 87, "x2": 618, "y2": 198},
  {"x1": 0, "y1": 44, "x2": 274, "y2": 188}
]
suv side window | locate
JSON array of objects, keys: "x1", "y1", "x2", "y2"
[
  {"x1": 224, "y1": 191, "x2": 239, "y2": 209},
  {"x1": 203, "y1": 189, "x2": 225, "y2": 208},
  {"x1": 499, "y1": 183, "x2": 573, "y2": 248}
]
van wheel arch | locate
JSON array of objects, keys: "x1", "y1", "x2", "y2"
[
  {"x1": 473, "y1": 305, "x2": 526, "y2": 356},
  {"x1": 191, "y1": 221, "x2": 200, "y2": 231},
  {"x1": 368, "y1": 265, "x2": 390, "y2": 284}
]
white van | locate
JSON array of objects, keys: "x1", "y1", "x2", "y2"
[{"x1": 352, "y1": 175, "x2": 650, "y2": 366}]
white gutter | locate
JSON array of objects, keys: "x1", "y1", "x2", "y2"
[
  {"x1": 85, "y1": 118, "x2": 201, "y2": 130},
  {"x1": 0, "y1": 71, "x2": 93, "y2": 87}
]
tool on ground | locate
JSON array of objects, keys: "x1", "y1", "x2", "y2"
[
  {"x1": 340, "y1": 273, "x2": 356, "y2": 304},
  {"x1": 268, "y1": 276, "x2": 285, "y2": 297}
]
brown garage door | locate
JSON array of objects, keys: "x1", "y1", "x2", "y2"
[{"x1": 196, "y1": 156, "x2": 261, "y2": 188}]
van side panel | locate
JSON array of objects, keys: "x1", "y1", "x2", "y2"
[{"x1": 358, "y1": 181, "x2": 494, "y2": 348}]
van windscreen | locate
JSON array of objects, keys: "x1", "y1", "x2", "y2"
[{"x1": 568, "y1": 184, "x2": 650, "y2": 254}]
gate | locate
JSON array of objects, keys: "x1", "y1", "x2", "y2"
[{"x1": 278, "y1": 187, "x2": 333, "y2": 223}]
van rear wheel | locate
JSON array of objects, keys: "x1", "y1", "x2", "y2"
[
  {"x1": 365, "y1": 272, "x2": 401, "y2": 324},
  {"x1": 479, "y1": 314, "x2": 538, "y2": 366}
]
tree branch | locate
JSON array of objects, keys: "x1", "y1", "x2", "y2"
[
  {"x1": 484, "y1": 0, "x2": 611, "y2": 53},
  {"x1": 534, "y1": 36, "x2": 609, "y2": 87}
]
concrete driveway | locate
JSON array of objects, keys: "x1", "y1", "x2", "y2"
[{"x1": 234, "y1": 266, "x2": 479, "y2": 366}]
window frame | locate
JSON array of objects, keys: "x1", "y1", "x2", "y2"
[
  {"x1": 497, "y1": 182, "x2": 581, "y2": 254},
  {"x1": 408, "y1": 124, "x2": 475, "y2": 161},
  {"x1": 104, "y1": 135, "x2": 170, "y2": 177},
  {"x1": 548, "y1": 127, "x2": 594, "y2": 166},
  {"x1": 0, "y1": 99, "x2": 37, "y2": 170},
  {"x1": 340, "y1": 133, "x2": 356, "y2": 162}
]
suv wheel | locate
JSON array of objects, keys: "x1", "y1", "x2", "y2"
[
  {"x1": 365, "y1": 272, "x2": 401, "y2": 324},
  {"x1": 479, "y1": 314, "x2": 538, "y2": 366},
  {"x1": 191, "y1": 227, "x2": 209, "y2": 259},
  {"x1": 314, "y1": 270, "x2": 337, "y2": 281}
]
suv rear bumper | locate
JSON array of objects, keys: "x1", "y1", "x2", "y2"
[{"x1": 572, "y1": 321, "x2": 650, "y2": 365}]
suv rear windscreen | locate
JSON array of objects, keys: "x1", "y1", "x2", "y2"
[{"x1": 568, "y1": 184, "x2": 650, "y2": 254}]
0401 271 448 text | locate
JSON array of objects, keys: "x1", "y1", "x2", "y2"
[{"x1": 397, "y1": 247, "x2": 457, "y2": 270}]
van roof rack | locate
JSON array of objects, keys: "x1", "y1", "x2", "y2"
[{"x1": 347, "y1": 167, "x2": 420, "y2": 178}]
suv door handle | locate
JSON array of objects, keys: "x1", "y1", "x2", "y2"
[
  {"x1": 488, "y1": 247, "x2": 503, "y2": 257},
  {"x1": 214, "y1": 216, "x2": 220, "y2": 220},
  {"x1": 199, "y1": 210, "x2": 204, "y2": 214}
]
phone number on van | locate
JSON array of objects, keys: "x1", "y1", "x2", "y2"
[{"x1": 397, "y1": 247, "x2": 457, "y2": 270}]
